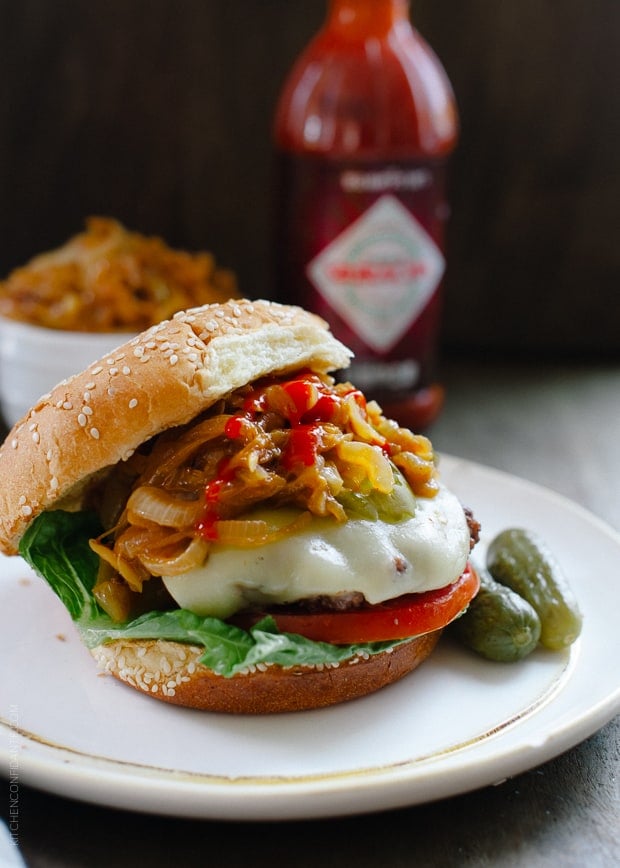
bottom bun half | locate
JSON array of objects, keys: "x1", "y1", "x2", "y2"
[{"x1": 91, "y1": 631, "x2": 441, "y2": 714}]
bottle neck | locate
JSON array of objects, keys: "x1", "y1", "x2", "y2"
[{"x1": 325, "y1": 0, "x2": 411, "y2": 38}]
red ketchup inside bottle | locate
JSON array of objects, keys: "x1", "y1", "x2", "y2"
[{"x1": 273, "y1": 0, "x2": 458, "y2": 430}]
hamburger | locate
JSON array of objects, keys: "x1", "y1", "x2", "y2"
[{"x1": 0, "y1": 298, "x2": 479, "y2": 713}]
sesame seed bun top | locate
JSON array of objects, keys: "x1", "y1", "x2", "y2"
[{"x1": 0, "y1": 298, "x2": 353, "y2": 554}]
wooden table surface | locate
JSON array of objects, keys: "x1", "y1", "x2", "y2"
[{"x1": 2, "y1": 358, "x2": 619, "y2": 867}]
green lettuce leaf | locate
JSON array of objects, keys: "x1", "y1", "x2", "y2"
[
  {"x1": 19, "y1": 508, "x2": 103, "y2": 621},
  {"x1": 19, "y1": 510, "x2": 407, "y2": 677}
]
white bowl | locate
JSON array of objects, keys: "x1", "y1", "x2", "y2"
[{"x1": 0, "y1": 317, "x2": 135, "y2": 428}]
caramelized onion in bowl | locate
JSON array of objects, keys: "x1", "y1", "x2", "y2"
[
  {"x1": 0, "y1": 216, "x2": 238, "y2": 333},
  {"x1": 0, "y1": 217, "x2": 239, "y2": 426}
]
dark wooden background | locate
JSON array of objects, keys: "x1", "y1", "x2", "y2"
[{"x1": 0, "y1": 0, "x2": 618, "y2": 358}]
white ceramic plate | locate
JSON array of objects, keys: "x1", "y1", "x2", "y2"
[{"x1": 1, "y1": 455, "x2": 619, "y2": 821}]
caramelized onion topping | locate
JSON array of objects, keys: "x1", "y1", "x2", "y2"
[{"x1": 91, "y1": 371, "x2": 438, "y2": 620}]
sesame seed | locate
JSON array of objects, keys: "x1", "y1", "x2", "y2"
[
  {"x1": 11, "y1": 439, "x2": 17, "y2": 449},
  {"x1": 90, "y1": 428, "x2": 100, "y2": 439},
  {"x1": 109, "y1": 367, "x2": 118, "y2": 376},
  {"x1": 122, "y1": 366, "x2": 131, "y2": 375},
  {"x1": 18, "y1": 495, "x2": 26, "y2": 505},
  {"x1": 128, "y1": 398, "x2": 138, "y2": 409},
  {"x1": 46, "y1": 450, "x2": 53, "y2": 460},
  {"x1": 83, "y1": 391, "x2": 91, "y2": 402},
  {"x1": 29, "y1": 423, "x2": 36, "y2": 431},
  {"x1": 32, "y1": 432, "x2": 40, "y2": 444},
  {"x1": 78, "y1": 414, "x2": 87, "y2": 427},
  {"x1": 169, "y1": 354, "x2": 178, "y2": 366},
  {"x1": 50, "y1": 477, "x2": 59, "y2": 490},
  {"x1": 91, "y1": 366, "x2": 103, "y2": 375},
  {"x1": 21, "y1": 505, "x2": 33, "y2": 517},
  {"x1": 63, "y1": 401, "x2": 73, "y2": 410},
  {"x1": 85, "y1": 382, "x2": 96, "y2": 389},
  {"x1": 133, "y1": 346, "x2": 144, "y2": 357},
  {"x1": 82, "y1": 405, "x2": 93, "y2": 415}
]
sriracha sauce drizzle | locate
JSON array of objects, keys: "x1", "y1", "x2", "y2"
[
  {"x1": 198, "y1": 458, "x2": 236, "y2": 541},
  {"x1": 196, "y1": 371, "x2": 380, "y2": 541}
]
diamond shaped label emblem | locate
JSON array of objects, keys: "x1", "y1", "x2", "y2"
[{"x1": 307, "y1": 195, "x2": 445, "y2": 352}]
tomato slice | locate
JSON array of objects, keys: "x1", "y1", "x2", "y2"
[{"x1": 234, "y1": 563, "x2": 479, "y2": 644}]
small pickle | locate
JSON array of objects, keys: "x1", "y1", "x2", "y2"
[
  {"x1": 486, "y1": 528, "x2": 582, "y2": 651},
  {"x1": 452, "y1": 567, "x2": 541, "y2": 662}
]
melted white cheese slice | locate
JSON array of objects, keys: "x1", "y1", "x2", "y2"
[{"x1": 162, "y1": 485, "x2": 470, "y2": 619}]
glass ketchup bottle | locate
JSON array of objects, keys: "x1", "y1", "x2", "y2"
[{"x1": 273, "y1": 0, "x2": 458, "y2": 430}]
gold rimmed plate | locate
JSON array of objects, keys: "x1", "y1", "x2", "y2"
[{"x1": 1, "y1": 455, "x2": 618, "y2": 820}]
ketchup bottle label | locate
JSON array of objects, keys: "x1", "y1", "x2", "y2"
[{"x1": 276, "y1": 154, "x2": 449, "y2": 399}]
